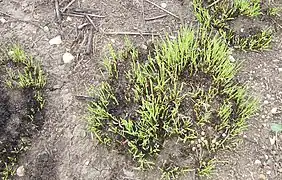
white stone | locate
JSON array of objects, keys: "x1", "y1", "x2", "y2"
[
  {"x1": 16, "y1": 166, "x2": 25, "y2": 177},
  {"x1": 0, "y1": 17, "x2": 7, "y2": 24},
  {"x1": 263, "y1": 100, "x2": 269, "y2": 104},
  {"x1": 271, "y1": 107, "x2": 278, "y2": 114},
  {"x1": 278, "y1": 68, "x2": 282, "y2": 72},
  {"x1": 254, "y1": 159, "x2": 261, "y2": 165},
  {"x1": 63, "y1": 52, "x2": 75, "y2": 64},
  {"x1": 43, "y1": 26, "x2": 49, "y2": 32},
  {"x1": 66, "y1": 16, "x2": 72, "y2": 21},
  {"x1": 141, "y1": 44, "x2": 147, "y2": 50},
  {"x1": 229, "y1": 55, "x2": 235, "y2": 62},
  {"x1": 269, "y1": 136, "x2": 276, "y2": 145},
  {"x1": 160, "y1": 3, "x2": 167, "y2": 8},
  {"x1": 49, "y1": 35, "x2": 62, "y2": 45},
  {"x1": 123, "y1": 169, "x2": 135, "y2": 177}
]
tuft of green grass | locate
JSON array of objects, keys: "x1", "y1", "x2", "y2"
[
  {"x1": 192, "y1": 0, "x2": 274, "y2": 51},
  {"x1": 0, "y1": 45, "x2": 46, "y2": 180},
  {"x1": 86, "y1": 27, "x2": 258, "y2": 178}
]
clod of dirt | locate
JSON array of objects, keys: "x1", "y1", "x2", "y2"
[
  {"x1": 16, "y1": 166, "x2": 25, "y2": 177},
  {"x1": 0, "y1": 17, "x2": 6, "y2": 24},
  {"x1": 49, "y1": 36, "x2": 62, "y2": 45},
  {"x1": 160, "y1": 3, "x2": 167, "y2": 8},
  {"x1": 63, "y1": 52, "x2": 75, "y2": 64},
  {"x1": 259, "y1": 174, "x2": 266, "y2": 180}
]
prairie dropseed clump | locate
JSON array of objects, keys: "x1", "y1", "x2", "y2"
[
  {"x1": 87, "y1": 28, "x2": 258, "y2": 178},
  {"x1": 192, "y1": 0, "x2": 275, "y2": 51}
]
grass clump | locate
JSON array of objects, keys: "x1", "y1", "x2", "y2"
[
  {"x1": 192, "y1": 0, "x2": 275, "y2": 51},
  {"x1": 87, "y1": 27, "x2": 258, "y2": 178},
  {"x1": 0, "y1": 45, "x2": 46, "y2": 179}
]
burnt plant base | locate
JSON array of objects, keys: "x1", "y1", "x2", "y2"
[
  {"x1": 87, "y1": 28, "x2": 258, "y2": 179},
  {"x1": 0, "y1": 45, "x2": 46, "y2": 179},
  {"x1": 192, "y1": 0, "x2": 277, "y2": 51}
]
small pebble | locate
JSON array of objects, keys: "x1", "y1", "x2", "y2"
[
  {"x1": 66, "y1": 16, "x2": 72, "y2": 21},
  {"x1": 266, "y1": 170, "x2": 271, "y2": 175},
  {"x1": 84, "y1": 160, "x2": 90, "y2": 166},
  {"x1": 278, "y1": 168, "x2": 282, "y2": 173},
  {"x1": 141, "y1": 44, "x2": 147, "y2": 50},
  {"x1": 49, "y1": 35, "x2": 62, "y2": 45},
  {"x1": 63, "y1": 52, "x2": 75, "y2": 64},
  {"x1": 222, "y1": 133, "x2": 226, "y2": 137},
  {"x1": 263, "y1": 100, "x2": 269, "y2": 104},
  {"x1": 229, "y1": 55, "x2": 235, "y2": 62},
  {"x1": 43, "y1": 26, "x2": 49, "y2": 32},
  {"x1": 254, "y1": 159, "x2": 261, "y2": 165},
  {"x1": 271, "y1": 107, "x2": 278, "y2": 114},
  {"x1": 16, "y1": 166, "x2": 25, "y2": 177},
  {"x1": 258, "y1": 174, "x2": 266, "y2": 180},
  {"x1": 160, "y1": 3, "x2": 167, "y2": 8},
  {"x1": 269, "y1": 136, "x2": 276, "y2": 145},
  {"x1": 0, "y1": 17, "x2": 7, "y2": 23},
  {"x1": 240, "y1": 28, "x2": 244, "y2": 33},
  {"x1": 278, "y1": 68, "x2": 282, "y2": 72}
]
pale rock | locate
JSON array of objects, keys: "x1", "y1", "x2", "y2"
[
  {"x1": 269, "y1": 136, "x2": 276, "y2": 145},
  {"x1": 16, "y1": 166, "x2": 25, "y2": 177},
  {"x1": 49, "y1": 35, "x2": 62, "y2": 45},
  {"x1": 160, "y1": 3, "x2": 167, "y2": 8},
  {"x1": 66, "y1": 16, "x2": 72, "y2": 21},
  {"x1": 123, "y1": 169, "x2": 135, "y2": 177},
  {"x1": 141, "y1": 44, "x2": 147, "y2": 50},
  {"x1": 43, "y1": 26, "x2": 49, "y2": 32},
  {"x1": 63, "y1": 52, "x2": 75, "y2": 64},
  {"x1": 254, "y1": 159, "x2": 261, "y2": 165},
  {"x1": 229, "y1": 55, "x2": 235, "y2": 62},
  {"x1": 278, "y1": 68, "x2": 282, "y2": 72},
  {"x1": 0, "y1": 17, "x2": 7, "y2": 24},
  {"x1": 271, "y1": 107, "x2": 278, "y2": 114},
  {"x1": 84, "y1": 160, "x2": 90, "y2": 166},
  {"x1": 266, "y1": 170, "x2": 271, "y2": 175},
  {"x1": 258, "y1": 174, "x2": 266, "y2": 180}
]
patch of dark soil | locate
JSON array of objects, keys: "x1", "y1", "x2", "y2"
[
  {"x1": 27, "y1": 151, "x2": 57, "y2": 180},
  {"x1": 0, "y1": 53, "x2": 49, "y2": 179}
]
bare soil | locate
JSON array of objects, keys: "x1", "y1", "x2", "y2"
[{"x1": 0, "y1": 0, "x2": 282, "y2": 180}]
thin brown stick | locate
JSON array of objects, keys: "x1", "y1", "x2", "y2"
[
  {"x1": 54, "y1": 0, "x2": 62, "y2": 22},
  {"x1": 271, "y1": 18, "x2": 282, "y2": 29},
  {"x1": 86, "y1": 26, "x2": 94, "y2": 55},
  {"x1": 0, "y1": 11, "x2": 44, "y2": 30},
  {"x1": 62, "y1": 0, "x2": 76, "y2": 12},
  {"x1": 85, "y1": 15, "x2": 97, "y2": 31},
  {"x1": 104, "y1": 31, "x2": 160, "y2": 36},
  {"x1": 145, "y1": 14, "x2": 167, "y2": 21},
  {"x1": 207, "y1": 0, "x2": 221, "y2": 8},
  {"x1": 77, "y1": 23, "x2": 90, "y2": 30},
  {"x1": 144, "y1": 0, "x2": 180, "y2": 19},
  {"x1": 62, "y1": 12, "x2": 105, "y2": 18}
]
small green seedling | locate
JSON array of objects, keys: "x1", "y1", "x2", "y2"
[{"x1": 271, "y1": 123, "x2": 282, "y2": 133}]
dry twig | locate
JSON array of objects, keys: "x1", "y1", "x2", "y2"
[
  {"x1": 144, "y1": 0, "x2": 180, "y2": 19},
  {"x1": 86, "y1": 26, "x2": 94, "y2": 55},
  {"x1": 104, "y1": 31, "x2": 160, "y2": 36},
  {"x1": 54, "y1": 0, "x2": 62, "y2": 22},
  {"x1": 145, "y1": 14, "x2": 167, "y2": 21},
  {"x1": 62, "y1": 0, "x2": 77, "y2": 12}
]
